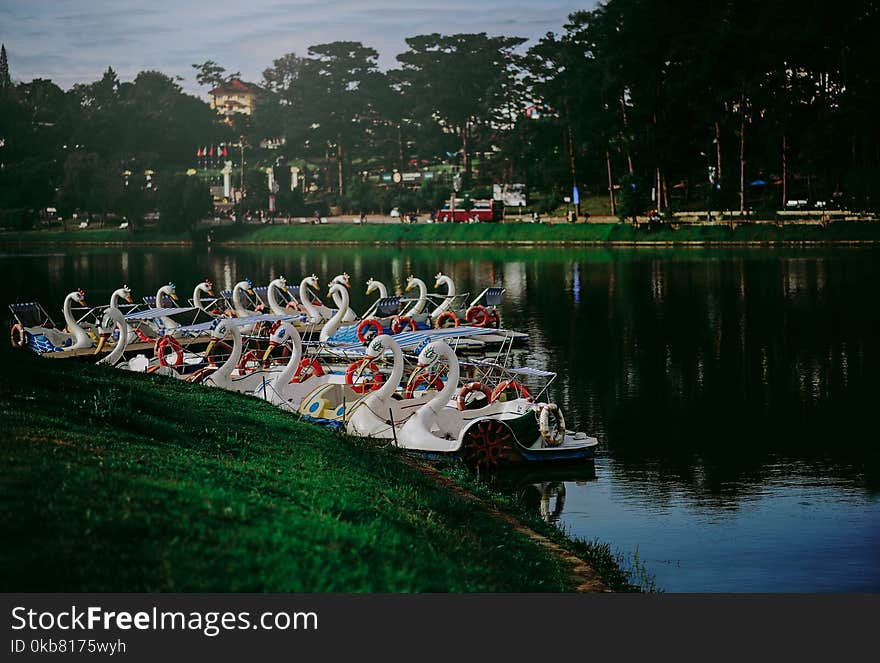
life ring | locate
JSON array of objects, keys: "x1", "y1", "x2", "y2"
[
  {"x1": 491, "y1": 379, "x2": 532, "y2": 403},
  {"x1": 457, "y1": 381, "x2": 493, "y2": 410},
  {"x1": 236, "y1": 349, "x2": 262, "y2": 374},
  {"x1": 356, "y1": 319, "x2": 384, "y2": 343},
  {"x1": 187, "y1": 366, "x2": 217, "y2": 384},
  {"x1": 404, "y1": 371, "x2": 444, "y2": 398},
  {"x1": 292, "y1": 358, "x2": 325, "y2": 383},
  {"x1": 465, "y1": 305, "x2": 489, "y2": 327},
  {"x1": 10, "y1": 323, "x2": 26, "y2": 348},
  {"x1": 345, "y1": 360, "x2": 384, "y2": 394},
  {"x1": 435, "y1": 311, "x2": 460, "y2": 329},
  {"x1": 391, "y1": 316, "x2": 417, "y2": 334},
  {"x1": 155, "y1": 336, "x2": 184, "y2": 367},
  {"x1": 538, "y1": 402, "x2": 566, "y2": 447}
]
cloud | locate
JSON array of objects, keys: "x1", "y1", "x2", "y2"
[{"x1": 0, "y1": 0, "x2": 594, "y2": 93}]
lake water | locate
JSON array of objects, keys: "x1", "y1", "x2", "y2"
[{"x1": 3, "y1": 244, "x2": 879, "y2": 592}]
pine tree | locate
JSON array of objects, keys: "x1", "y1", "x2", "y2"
[{"x1": 0, "y1": 44, "x2": 11, "y2": 90}]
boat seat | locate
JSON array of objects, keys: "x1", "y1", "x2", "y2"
[
  {"x1": 9, "y1": 302, "x2": 54, "y2": 328},
  {"x1": 376, "y1": 296, "x2": 402, "y2": 317}
]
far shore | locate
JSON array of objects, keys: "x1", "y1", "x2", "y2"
[{"x1": 2, "y1": 218, "x2": 880, "y2": 248}]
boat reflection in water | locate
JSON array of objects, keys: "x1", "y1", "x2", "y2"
[{"x1": 490, "y1": 461, "x2": 597, "y2": 523}]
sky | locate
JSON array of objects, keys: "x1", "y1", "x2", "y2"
[{"x1": 0, "y1": 0, "x2": 595, "y2": 96}]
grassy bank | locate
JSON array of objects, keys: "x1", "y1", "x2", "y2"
[
  {"x1": 0, "y1": 346, "x2": 634, "y2": 592},
  {"x1": 3, "y1": 220, "x2": 880, "y2": 246}
]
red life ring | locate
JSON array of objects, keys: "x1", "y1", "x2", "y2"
[
  {"x1": 345, "y1": 360, "x2": 384, "y2": 394},
  {"x1": 10, "y1": 323, "x2": 26, "y2": 348},
  {"x1": 155, "y1": 336, "x2": 184, "y2": 367},
  {"x1": 187, "y1": 366, "x2": 217, "y2": 384},
  {"x1": 491, "y1": 379, "x2": 533, "y2": 403},
  {"x1": 292, "y1": 358, "x2": 325, "y2": 383},
  {"x1": 465, "y1": 305, "x2": 489, "y2": 327},
  {"x1": 391, "y1": 316, "x2": 417, "y2": 334},
  {"x1": 457, "y1": 382, "x2": 493, "y2": 410},
  {"x1": 356, "y1": 319, "x2": 384, "y2": 343},
  {"x1": 404, "y1": 371, "x2": 444, "y2": 398},
  {"x1": 435, "y1": 311, "x2": 460, "y2": 329},
  {"x1": 236, "y1": 349, "x2": 262, "y2": 374}
]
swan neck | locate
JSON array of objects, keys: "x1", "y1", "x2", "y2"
[
  {"x1": 428, "y1": 345, "x2": 458, "y2": 413},
  {"x1": 267, "y1": 282, "x2": 286, "y2": 315},
  {"x1": 104, "y1": 309, "x2": 128, "y2": 364},
  {"x1": 320, "y1": 288, "x2": 348, "y2": 341},
  {"x1": 299, "y1": 279, "x2": 320, "y2": 322},
  {"x1": 372, "y1": 341, "x2": 403, "y2": 402},
  {"x1": 273, "y1": 324, "x2": 302, "y2": 389},
  {"x1": 217, "y1": 325, "x2": 242, "y2": 378}
]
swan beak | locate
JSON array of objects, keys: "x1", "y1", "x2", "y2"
[
  {"x1": 80, "y1": 300, "x2": 89, "y2": 308},
  {"x1": 262, "y1": 344, "x2": 276, "y2": 362},
  {"x1": 170, "y1": 293, "x2": 179, "y2": 301},
  {"x1": 247, "y1": 289, "x2": 255, "y2": 296},
  {"x1": 204, "y1": 340, "x2": 216, "y2": 357},
  {"x1": 94, "y1": 336, "x2": 107, "y2": 355},
  {"x1": 207, "y1": 289, "x2": 215, "y2": 297},
  {"x1": 125, "y1": 296, "x2": 133, "y2": 303},
  {"x1": 343, "y1": 281, "x2": 350, "y2": 289}
]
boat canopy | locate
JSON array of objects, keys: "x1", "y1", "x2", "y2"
[
  {"x1": 171, "y1": 313, "x2": 302, "y2": 334},
  {"x1": 331, "y1": 325, "x2": 504, "y2": 351},
  {"x1": 125, "y1": 306, "x2": 197, "y2": 320}
]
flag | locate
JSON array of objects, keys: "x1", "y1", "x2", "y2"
[
  {"x1": 222, "y1": 146, "x2": 228, "y2": 157},
  {"x1": 196, "y1": 147, "x2": 201, "y2": 157},
  {"x1": 202, "y1": 146, "x2": 208, "y2": 158},
  {"x1": 209, "y1": 146, "x2": 214, "y2": 157}
]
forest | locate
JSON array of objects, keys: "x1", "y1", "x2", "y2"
[{"x1": 0, "y1": 0, "x2": 877, "y2": 228}]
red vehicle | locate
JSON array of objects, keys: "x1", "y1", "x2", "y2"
[{"x1": 437, "y1": 199, "x2": 501, "y2": 222}]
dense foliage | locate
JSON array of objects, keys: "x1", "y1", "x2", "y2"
[{"x1": 1, "y1": 0, "x2": 877, "y2": 224}]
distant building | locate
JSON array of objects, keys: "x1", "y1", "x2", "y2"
[{"x1": 209, "y1": 79, "x2": 259, "y2": 122}]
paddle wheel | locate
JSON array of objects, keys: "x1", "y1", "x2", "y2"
[{"x1": 460, "y1": 419, "x2": 514, "y2": 470}]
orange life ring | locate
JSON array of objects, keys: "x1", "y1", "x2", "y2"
[
  {"x1": 486, "y1": 308, "x2": 501, "y2": 329},
  {"x1": 404, "y1": 371, "x2": 444, "y2": 398},
  {"x1": 435, "y1": 311, "x2": 460, "y2": 329},
  {"x1": 391, "y1": 316, "x2": 417, "y2": 334},
  {"x1": 345, "y1": 360, "x2": 384, "y2": 394},
  {"x1": 292, "y1": 358, "x2": 325, "y2": 383},
  {"x1": 491, "y1": 379, "x2": 533, "y2": 403},
  {"x1": 356, "y1": 319, "x2": 384, "y2": 343},
  {"x1": 10, "y1": 323, "x2": 26, "y2": 348},
  {"x1": 155, "y1": 336, "x2": 184, "y2": 367},
  {"x1": 465, "y1": 305, "x2": 489, "y2": 327},
  {"x1": 457, "y1": 381, "x2": 493, "y2": 410}
]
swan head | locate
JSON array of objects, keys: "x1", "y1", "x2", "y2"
[
  {"x1": 366, "y1": 277, "x2": 377, "y2": 294},
  {"x1": 236, "y1": 278, "x2": 255, "y2": 296},
  {"x1": 200, "y1": 279, "x2": 215, "y2": 296},
  {"x1": 205, "y1": 319, "x2": 232, "y2": 356},
  {"x1": 303, "y1": 274, "x2": 319, "y2": 290},
  {"x1": 405, "y1": 275, "x2": 417, "y2": 291},
  {"x1": 117, "y1": 285, "x2": 133, "y2": 303},
  {"x1": 262, "y1": 321, "x2": 290, "y2": 361},
  {"x1": 364, "y1": 334, "x2": 393, "y2": 359},
  {"x1": 73, "y1": 288, "x2": 88, "y2": 307},
  {"x1": 332, "y1": 273, "x2": 351, "y2": 288},
  {"x1": 327, "y1": 282, "x2": 348, "y2": 301},
  {"x1": 434, "y1": 272, "x2": 445, "y2": 289},
  {"x1": 272, "y1": 276, "x2": 289, "y2": 293},
  {"x1": 417, "y1": 340, "x2": 448, "y2": 369}
]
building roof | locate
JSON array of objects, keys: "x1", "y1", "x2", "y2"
[{"x1": 209, "y1": 78, "x2": 258, "y2": 96}]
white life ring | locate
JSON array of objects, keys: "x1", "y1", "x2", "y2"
[{"x1": 538, "y1": 402, "x2": 566, "y2": 447}]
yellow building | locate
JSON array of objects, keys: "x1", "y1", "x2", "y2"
[{"x1": 209, "y1": 79, "x2": 259, "y2": 122}]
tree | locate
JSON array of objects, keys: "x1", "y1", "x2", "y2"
[
  {"x1": 396, "y1": 33, "x2": 526, "y2": 186},
  {"x1": 0, "y1": 44, "x2": 11, "y2": 91},
  {"x1": 191, "y1": 61, "x2": 240, "y2": 89},
  {"x1": 156, "y1": 174, "x2": 212, "y2": 233}
]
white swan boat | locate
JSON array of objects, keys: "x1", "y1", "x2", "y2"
[{"x1": 395, "y1": 340, "x2": 598, "y2": 469}]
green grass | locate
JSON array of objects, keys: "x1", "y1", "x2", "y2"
[
  {"x1": 4, "y1": 220, "x2": 879, "y2": 246},
  {"x1": 0, "y1": 345, "x2": 591, "y2": 592}
]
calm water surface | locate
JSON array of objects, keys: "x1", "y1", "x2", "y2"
[{"x1": 3, "y1": 245, "x2": 879, "y2": 592}]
